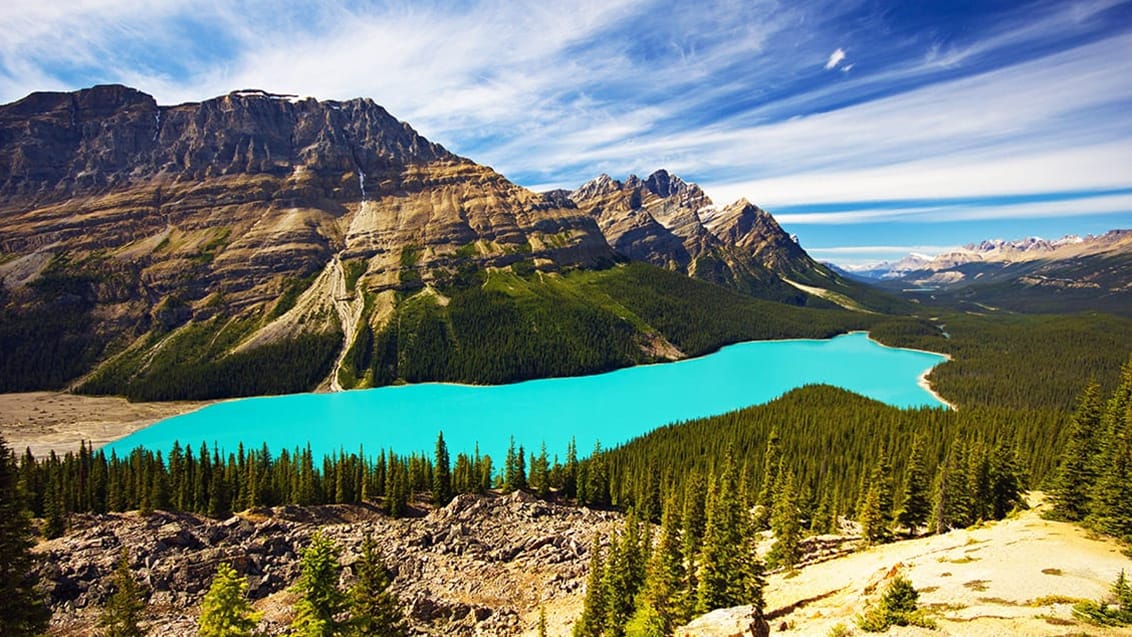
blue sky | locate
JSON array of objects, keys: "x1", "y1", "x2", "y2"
[{"x1": 2, "y1": 0, "x2": 1131, "y2": 265}]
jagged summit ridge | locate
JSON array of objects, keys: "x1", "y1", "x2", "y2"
[
  {"x1": 0, "y1": 84, "x2": 452, "y2": 205},
  {"x1": 0, "y1": 84, "x2": 621, "y2": 396},
  {"x1": 568, "y1": 169, "x2": 854, "y2": 304}
]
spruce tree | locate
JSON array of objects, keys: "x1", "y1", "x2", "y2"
[
  {"x1": 99, "y1": 549, "x2": 147, "y2": 637},
  {"x1": 633, "y1": 496, "x2": 686, "y2": 633},
  {"x1": 989, "y1": 444, "x2": 1024, "y2": 520},
  {"x1": 346, "y1": 535, "x2": 407, "y2": 637},
  {"x1": 563, "y1": 438, "x2": 578, "y2": 499},
  {"x1": 585, "y1": 442, "x2": 609, "y2": 507},
  {"x1": 1089, "y1": 363, "x2": 1132, "y2": 538},
  {"x1": 198, "y1": 562, "x2": 260, "y2": 637},
  {"x1": 930, "y1": 441, "x2": 972, "y2": 533},
  {"x1": 432, "y1": 432, "x2": 452, "y2": 506},
  {"x1": 573, "y1": 534, "x2": 607, "y2": 637},
  {"x1": 966, "y1": 442, "x2": 992, "y2": 522},
  {"x1": 696, "y1": 453, "x2": 765, "y2": 615},
  {"x1": 537, "y1": 605, "x2": 549, "y2": 637},
  {"x1": 291, "y1": 532, "x2": 346, "y2": 637},
  {"x1": 1049, "y1": 382, "x2": 1103, "y2": 520},
  {"x1": 532, "y1": 442, "x2": 551, "y2": 499},
  {"x1": 43, "y1": 472, "x2": 66, "y2": 539},
  {"x1": 680, "y1": 471, "x2": 706, "y2": 614},
  {"x1": 768, "y1": 469, "x2": 802, "y2": 569},
  {"x1": 1114, "y1": 569, "x2": 1132, "y2": 616},
  {"x1": 855, "y1": 448, "x2": 892, "y2": 538},
  {"x1": 504, "y1": 437, "x2": 519, "y2": 493},
  {"x1": 857, "y1": 485, "x2": 888, "y2": 545},
  {"x1": 753, "y1": 430, "x2": 781, "y2": 530},
  {"x1": 601, "y1": 512, "x2": 647, "y2": 635},
  {"x1": 0, "y1": 435, "x2": 50, "y2": 636},
  {"x1": 1089, "y1": 432, "x2": 1132, "y2": 538},
  {"x1": 895, "y1": 436, "x2": 930, "y2": 536}
]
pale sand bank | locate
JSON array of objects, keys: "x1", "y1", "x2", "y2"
[
  {"x1": 760, "y1": 494, "x2": 1131, "y2": 635},
  {"x1": 0, "y1": 392, "x2": 210, "y2": 457}
]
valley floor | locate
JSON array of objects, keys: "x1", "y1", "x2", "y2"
[{"x1": 0, "y1": 391, "x2": 210, "y2": 457}]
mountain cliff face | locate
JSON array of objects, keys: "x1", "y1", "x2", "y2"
[
  {"x1": 0, "y1": 85, "x2": 882, "y2": 398},
  {"x1": 0, "y1": 85, "x2": 620, "y2": 395},
  {"x1": 0, "y1": 85, "x2": 610, "y2": 308},
  {"x1": 570, "y1": 170, "x2": 871, "y2": 305}
]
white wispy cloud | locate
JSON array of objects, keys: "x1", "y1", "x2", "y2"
[
  {"x1": 772, "y1": 192, "x2": 1132, "y2": 225},
  {"x1": 825, "y1": 47, "x2": 846, "y2": 70},
  {"x1": 1, "y1": 0, "x2": 1130, "y2": 249}
]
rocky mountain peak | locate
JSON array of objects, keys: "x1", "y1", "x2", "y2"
[
  {"x1": 0, "y1": 84, "x2": 621, "y2": 396},
  {"x1": 643, "y1": 169, "x2": 699, "y2": 200},
  {"x1": 0, "y1": 86, "x2": 453, "y2": 206},
  {"x1": 570, "y1": 173, "x2": 621, "y2": 201}
]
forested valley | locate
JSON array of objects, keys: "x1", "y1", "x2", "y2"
[{"x1": 4, "y1": 307, "x2": 1132, "y2": 635}]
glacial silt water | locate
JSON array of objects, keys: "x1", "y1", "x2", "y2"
[{"x1": 104, "y1": 332, "x2": 948, "y2": 462}]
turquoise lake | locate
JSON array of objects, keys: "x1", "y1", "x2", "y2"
[{"x1": 104, "y1": 332, "x2": 948, "y2": 462}]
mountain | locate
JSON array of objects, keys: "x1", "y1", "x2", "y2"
[
  {"x1": 0, "y1": 85, "x2": 887, "y2": 399},
  {"x1": 835, "y1": 253, "x2": 933, "y2": 281},
  {"x1": 853, "y1": 231, "x2": 1132, "y2": 315},
  {"x1": 569, "y1": 170, "x2": 895, "y2": 311}
]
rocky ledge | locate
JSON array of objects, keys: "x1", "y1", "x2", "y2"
[{"x1": 35, "y1": 491, "x2": 623, "y2": 636}]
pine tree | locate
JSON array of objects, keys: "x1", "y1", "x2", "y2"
[
  {"x1": 531, "y1": 442, "x2": 551, "y2": 499},
  {"x1": 857, "y1": 484, "x2": 888, "y2": 545},
  {"x1": 966, "y1": 442, "x2": 993, "y2": 522},
  {"x1": 563, "y1": 437, "x2": 579, "y2": 499},
  {"x1": 895, "y1": 436, "x2": 930, "y2": 536},
  {"x1": 866, "y1": 444, "x2": 895, "y2": 529},
  {"x1": 291, "y1": 532, "x2": 346, "y2": 637},
  {"x1": 1088, "y1": 362, "x2": 1132, "y2": 538},
  {"x1": 989, "y1": 443, "x2": 1023, "y2": 519},
  {"x1": 198, "y1": 562, "x2": 261, "y2": 637},
  {"x1": 346, "y1": 534, "x2": 408, "y2": 637},
  {"x1": 633, "y1": 496, "x2": 686, "y2": 633},
  {"x1": 768, "y1": 469, "x2": 803, "y2": 569},
  {"x1": 537, "y1": 605, "x2": 549, "y2": 637},
  {"x1": 432, "y1": 432, "x2": 452, "y2": 506},
  {"x1": 696, "y1": 452, "x2": 765, "y2": 615},
  {"x1": 930, "y1": 441, "x2": 972, "y2": 533},
  {"x1": 680, "y1": 471, "x2": 706, "y2": 614},
  {"x1": 602, "y1": 512, "x2": 647, "y2": 634},
  {"x1": 573, "y1": 534, "x2": 607, "y2": 637},
  {"x1": 99, "y1": 549, "x2": 147, "y2": 637},
  {"x1": 1049, "y1": 382, "x2": 1104, "y2": 520},
  {"x1": 0, "y1": 436, "x2": 50, "y2": 636},
  {"x1": 43, "y1": 471, "x2": 66, "y2": 539},
  {"x1": 504, "y1": 437, "x2": 520, "y2": 493},
  {"x1": 585, "y1": 442, "x2": 609, "y2": 507},
  {"x1": 1089, "y1": 431, "x2": 1132, "y2": 538},
  {"x1": 753, "y1": 430, "x2": 781, "y2": 530}
]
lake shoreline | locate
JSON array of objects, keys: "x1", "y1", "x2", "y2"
[
  {"x1": 5, "y1": 331, "x2": 953, "y2": 458},
  {"x1": 857, "y1": 330, "x2": 957, "y2": 411},
  {"x1": 0, "y1": 391, "x2": 213, "y2": 457}
]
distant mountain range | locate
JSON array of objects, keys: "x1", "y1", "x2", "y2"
[
  {"x1": 0, "y1": 85, "x2": 887, "y2": 398},
  {"x1": 833, "y1": 231, "x2": 1132, "y2": 315}
]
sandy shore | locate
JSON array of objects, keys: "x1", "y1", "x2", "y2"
[
  {"x1": 0, "y1": 392, "x2": 211, "y2": 458},
  {"x1": 919, "y1": 359, "x2": 957, "y2": 411}
]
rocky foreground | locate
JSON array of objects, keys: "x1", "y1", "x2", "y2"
[
  {"x1": 36, "y1": 491, "x2": 621, "y2": 636},
  {"x1": 34, "y1": 492, "x2": 1132, "y2": 637}
]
